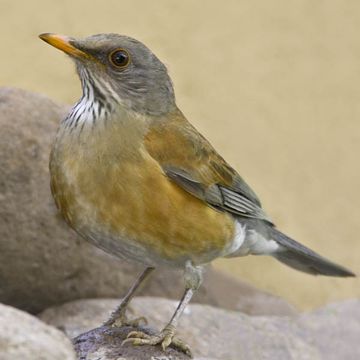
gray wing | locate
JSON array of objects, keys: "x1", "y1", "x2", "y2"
[{"x1": 164, "y1": 166, "x2": 273, "y2": 224}]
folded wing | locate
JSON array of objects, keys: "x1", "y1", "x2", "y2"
[{"x1": 145, "y1": 110, "x2": 272, "y2": 224}]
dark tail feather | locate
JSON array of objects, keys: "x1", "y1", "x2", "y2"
[{"x1": 270, "y1": 228, "x2": 355, "y2": 277}]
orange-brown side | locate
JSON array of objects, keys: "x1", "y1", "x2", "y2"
[
  {"x1": 145, "y1": 110, "x2": 238, "y2": 188},
  {"x1": 50, "y1": 114, "x2": 236, "y2": 264}
]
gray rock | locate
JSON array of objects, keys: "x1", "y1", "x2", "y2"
[
  {"x1": 40, "y1": 297, "x2": 323, "y2": 359},
  {"x1": 74, "y1": 325, "x2": 191, "y2": 360},
  {"x1": 0, "y1": 303, "x2": 76, "y2": 360},
  {"x1": 298, "y1": 299, "x2": 360, "y2": 360},
  {"x1": 0, "y1": 87, "x2": 295, "y2": 316}
]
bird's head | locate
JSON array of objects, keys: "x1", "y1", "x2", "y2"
[{"x1": 39, "y1": 33, "x2": 175, "y2": 116}]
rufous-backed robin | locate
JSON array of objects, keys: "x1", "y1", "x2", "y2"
[{"x1": 39, "y1": 33, "x2": 354, "y2": 356}]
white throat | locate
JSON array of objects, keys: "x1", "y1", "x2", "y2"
[{"x1": 63, "y1": 68, "x2": 119, "y2": 131}]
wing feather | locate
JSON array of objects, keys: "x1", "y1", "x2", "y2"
[{"x1": 145, "y1": 109, "x2": 272, "y2": 224}]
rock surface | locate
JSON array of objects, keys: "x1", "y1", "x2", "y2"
[
  {"x1": 0, "y1": 87, "x2": 295, "y2": 316},
  {"x1": 0, "y1": 303, "x2": 76, "y2": 360},
  {"x1": 42, "y1": 296, "x2": 358, "y2": 359},
  {"x1": 74, "y1": 325, "x2": 192, "y2": 360}
]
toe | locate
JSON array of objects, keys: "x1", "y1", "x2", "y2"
[
  {"x1": 126, "y1": 330, "x2": 151, "y2": 339},
  {"x1": 122, "y1": 329, "x2": 192, "y2": 357},
  {"x1": 122, "y1": 337, "x2": 149, "y2": 346},
  {"x1": 105, "y1": 315, "x2": 148, "y2": 328},
  {"x1": 122, "y1": 332, "x2": 161, "y2": 347},
  {"x1": 161, "y1": 335, "x2": 172, "y2": 351},
  {"x1": 172, "y1": 339, "x2": 193, "y2": 357}
]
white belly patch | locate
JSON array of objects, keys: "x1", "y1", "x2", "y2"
[{"x1": 225, "y1": 223, "x2": 281, "y2": 257}]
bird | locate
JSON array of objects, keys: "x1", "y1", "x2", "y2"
[{"x1": 39, "y1": 32, "x2": 355, "y2": 356}]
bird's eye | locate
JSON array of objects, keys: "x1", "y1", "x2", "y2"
[{"x1": 109, "y1": 49, "x2": 130, "y2": 68}]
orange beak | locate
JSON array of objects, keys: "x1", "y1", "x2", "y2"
[{"x1": 39, "y1": 33, "x2": 88, "y2": 59}]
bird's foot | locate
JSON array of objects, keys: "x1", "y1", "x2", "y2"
[
  {"x1": 122, "y1": 324, "x2": 192, "y2": 357},
  {"x1": 104, "y1": 310, "x2": 147, "y2": 328}
]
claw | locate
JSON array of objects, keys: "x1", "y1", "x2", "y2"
[
  {"x1": 113, "y1": 315, "x2": 148, "y2": 328},
  {"x1": 162, "y1": 335, "x2": 172, "y2": 350},
  {"x1": 122, "y1": 328, "x2": 192, "y2": 357},
  {"x1": 122, "y1": 336, "x2": 148, "y2": 346},
  {"x1": 104, "y1": 312, "x2": 148, "y2": 328},
  {"x1": 125, "y1": 330, "x2": 151, "y2": 340}
]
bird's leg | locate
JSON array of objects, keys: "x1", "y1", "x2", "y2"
[
  {"x1": 104, "y1": 266, "x2": 154, "y2": 327},
  {"x1": 123, "y1": 261, "x2": 203, "y2": 357}
]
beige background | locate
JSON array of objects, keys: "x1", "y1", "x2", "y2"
[{"x1": 1, "y1": 0, "x2": 358, "y2": 309}]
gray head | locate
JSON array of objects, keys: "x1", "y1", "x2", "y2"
[{"x1": 39, "y1": 33, "x2": 175, "y2": 116}]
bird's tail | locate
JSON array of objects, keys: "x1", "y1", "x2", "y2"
[{"x1": 269, "y1": 227, "x2": 355, "y2": 277}]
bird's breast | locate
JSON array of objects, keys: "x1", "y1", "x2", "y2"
[{"x1": 50, "y1": 118, "x2": 236, "y2": 266}]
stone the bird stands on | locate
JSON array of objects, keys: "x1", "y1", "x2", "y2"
[{"x1": 39, "y1": 33, "x2": 355, "y2": 356}]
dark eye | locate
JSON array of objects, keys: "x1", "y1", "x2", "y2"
[{"x1": 109, "y1": 49, "x2": 130, "y2": 68}]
